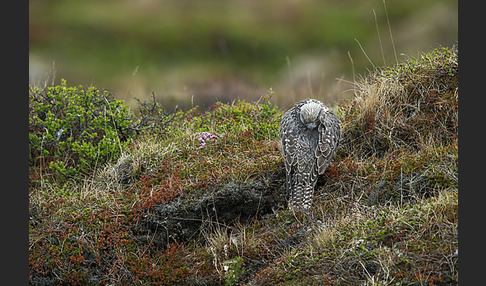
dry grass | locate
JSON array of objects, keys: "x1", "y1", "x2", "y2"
[{"x1": 340, "y1": 46, "x2": 458, "y2": 158}]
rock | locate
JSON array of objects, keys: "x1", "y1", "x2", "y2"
[{"x1": 135, "y1": 170, "x2": 287, "y2": 247}]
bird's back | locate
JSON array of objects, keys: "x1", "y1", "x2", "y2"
[
  {"x1": 291, "y1": 127, "x2": 320, "y2": 209},
  {"x1": 280, "y1": 99, "x2": 340, "y2": 210}
]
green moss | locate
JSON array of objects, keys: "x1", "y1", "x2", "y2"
[{"x1": 224, "y1": 256, "x2": 245, "y2": 285}]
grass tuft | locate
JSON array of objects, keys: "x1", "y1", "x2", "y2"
[{"x1": 340, "y1": 46, "x2": 458, "y2": 158}]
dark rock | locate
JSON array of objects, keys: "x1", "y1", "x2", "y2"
[{"x1": 135, "y1": 170, "x2": 287, "y2": 247}]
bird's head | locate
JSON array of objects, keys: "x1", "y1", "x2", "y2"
[{"x1": 299, "y1": 101, "x2": 322, "y2": 130}]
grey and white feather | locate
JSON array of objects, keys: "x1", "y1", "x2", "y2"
[{"x1": 280, "y1": 99, "x2": 340, "y2": 210}]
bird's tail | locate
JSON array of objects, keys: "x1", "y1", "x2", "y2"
[{"x1": 288, "y1": 184, "x2": 314, "y2": 211}]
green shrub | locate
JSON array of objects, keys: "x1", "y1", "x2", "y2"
[
  {"x1": 210, "y1": 88, "x2": 281, "y2": 140},
  {"x1": 29, "y1": 80, "x2": 135, "y2": 181}
]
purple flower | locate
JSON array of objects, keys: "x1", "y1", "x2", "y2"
[{"x1": 193, "y1": 132, "x2": 218, "y2": 150}]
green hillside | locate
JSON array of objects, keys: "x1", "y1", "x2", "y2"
[{"x1": 29, "y1": 46, "x2": 458, "y2": 285}]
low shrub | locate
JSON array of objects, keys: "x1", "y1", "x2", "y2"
[{"x1": 29, "y1": 80, "x2": 135, "y2": 182}]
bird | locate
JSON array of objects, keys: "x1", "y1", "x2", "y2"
[{"x1": 280, "y1": 99, "x2": 340, "y2": 210}]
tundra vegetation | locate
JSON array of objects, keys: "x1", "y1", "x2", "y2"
[{"x1": 29, "y1": 46, "x2": 457, "y2": 285}]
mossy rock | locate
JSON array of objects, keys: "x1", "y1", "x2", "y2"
[{"x1": 134, "y1": 170, "x2": 287, "y2": 247}]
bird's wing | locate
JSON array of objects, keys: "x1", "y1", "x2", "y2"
[
  {"x1": 280, "y1": 107, "x2": 301, "y2": 197},
  {"x1": 315, "y1": 110, "x2": 340, "y2": 175},
  {"x1": 280, "y1": 107, "x2": 299, "y2": 173}
]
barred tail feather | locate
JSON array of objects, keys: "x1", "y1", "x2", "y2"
[
  {"x1": 289, "y1": 184, "x2": 303, "y2": 210},
  {"x1": 302, "y1": 186, "x2": 314, "y2": 209}
]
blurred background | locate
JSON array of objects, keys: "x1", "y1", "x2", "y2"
[{"x1": 29, "y1": 0, "x2": 457, "y2": 112}]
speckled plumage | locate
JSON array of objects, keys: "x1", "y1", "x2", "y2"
[{"x1": 280, "y1": 99, "x2": 340, "y2": 210}]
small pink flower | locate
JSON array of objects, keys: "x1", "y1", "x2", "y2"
[{"x1": 194, "y1": 132, "x2": 218, "y2": 150}]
